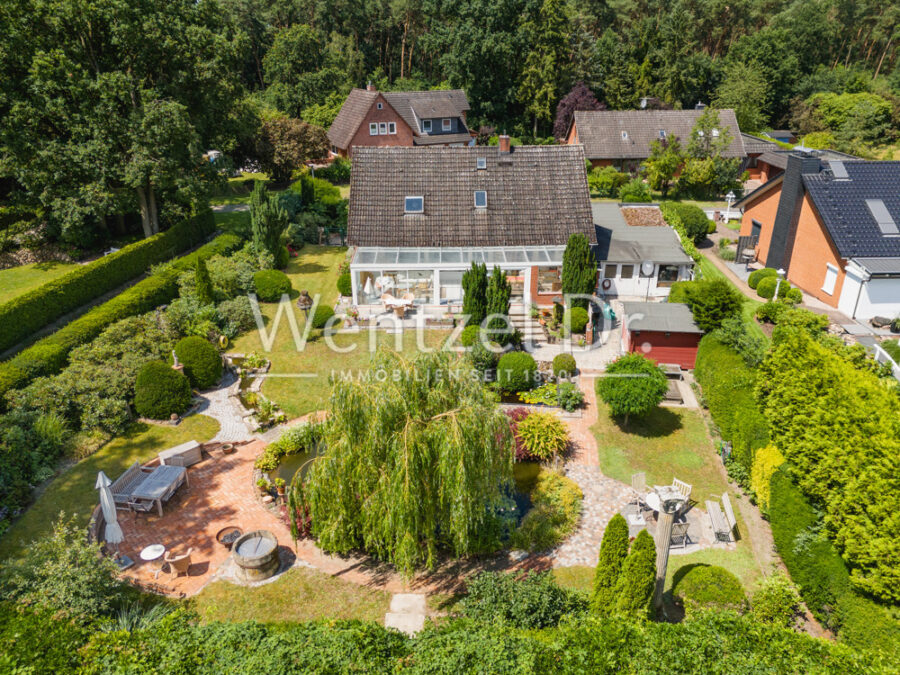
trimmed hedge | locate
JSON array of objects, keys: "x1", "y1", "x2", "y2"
[
  {"x1": 673, "y1": 565, "x2": 747, "y2": 616},
  {"x1": 748, "y1": 267, "x2": 777, "y2": 290},
  {"x1": 694, "y1": 335, "x2": 769, "y2": 470},
  {"x1": 0, "y1": 233, "x2": 242, "y2": 409},
  {"x1": 659, "y1": 202, "x2": 701, "y2": 262},
  {"x1": 134, "y1": 361, "x2": 192, "y2": 419},
  {"x1": 174, "y1": 336, "x2": 223, "y2": 390},
  {"x1": 757, "y1": 276, "x2": 791, "y2": 300},
  {"x1": 496, "y1": 352, "x2": 538, "y2": 392},
  {"x1": 253, "y1": 269, "x2": 292, "y2": 302},
  {"x1": 336, "y1": 272, "x2": 352, "y2": 296},
  {"x1": 552, "y1": 353, "x2": 577, "y2": 378},
  {"x1": 563, "y1": 307, "x2": 589, "y2": 334},
  {"x1": 310, "y1": 305, "x2": 335, "y2": 329},
  {"x1": 0, "y1": 210, "x2": 215, "y2": 352}
]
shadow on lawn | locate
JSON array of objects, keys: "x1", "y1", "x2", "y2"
[{"x1": 613, "y1": 407, "x2": 683, "y2": 438}]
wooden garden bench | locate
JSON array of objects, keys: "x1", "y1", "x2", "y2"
[
  {"x1": 110, "y1": 461, "x2": 153, "y2": 505},
  {"x1": 706, "y1": 493, "x2": 738, "y2": 542}
]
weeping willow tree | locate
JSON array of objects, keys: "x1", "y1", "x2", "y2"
[{"x1": 291, "y1": 349, "x2": 514, "y2": 576}]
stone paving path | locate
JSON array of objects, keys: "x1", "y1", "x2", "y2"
[
  {"x1": 194, "y1": 371, "x2": 254, "y2": 442},
  {"x1": 384, "y1": 594, "x2": 427, "y2": 635}
]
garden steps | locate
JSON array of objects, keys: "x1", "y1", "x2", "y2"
[
  {"x1": 384, "y1": 593, "x2": 427, "y2": 635},
  {"x1": 509, "y1": 303, "x2": 544, "y2": 343}
]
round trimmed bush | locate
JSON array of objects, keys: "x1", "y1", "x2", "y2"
[
  {"x1": 274, "y1": 245, "x2": 290, "y2": 270},
  {"x1": 174, "y1": 336, "x2": 223, "y2": 390},
  {"x1": 253, "y1": 269, "x2": 292, "y2": 302},
  {"x1": 336, "y1": 272, "x2": 352, "y2": 297},
  {"x1": 673, "y1": 565, "x2": 747, "y2": 616},
  {"x1": 310, "y1": 304, "x2": 335, "y2": 329},
  {"x1": 563, "y1": 307, "x2": 589, "y2": 335},
  {"x1": 755, "y1": 301, "x2": 788, "y2": 324},
  {"x1": 552, "y1": 353, "x2": 577, "y2": 378},
  {"x1": 134, "y1": 361, "x2": 192, "y2": 419},
  {"x1": 469, "y1": 341, "x2": 499, "y2": 373},
  {"x1": 756, "y1": 276, "x2": 791, "y2": 300},
  {"x1": 460, "y1": 325, "x2": 481, "y2": 347},
  {"x1": 748, "y1": 268, "x2": 778, "y2": 290},
  {"x1": 785, "y1": 287, "x2": 802, "y2": 304},
  {"x1": 496, "y1": 351, "x2": 538, "y2": 392}
]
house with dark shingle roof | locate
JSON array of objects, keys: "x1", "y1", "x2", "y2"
[
  {"x1": 346, "y1": 140, "x2": 694, "y2": 309},
  {"x1": 740, "y1": 133, "x2": 858, "y2": 185},
  {"x1": 566, "y1": 108, "x2": 745, "y2": 171},
  {"x1": 327, "y1": 84, "x2": 472, "y2": 158},
  {"x1": 735, "y1": 155, "x2": 900, "y2": 321}
]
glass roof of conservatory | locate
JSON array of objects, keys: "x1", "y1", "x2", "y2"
[{"x1": 352, "y1": 246, "x2": 567, "y2": 267}]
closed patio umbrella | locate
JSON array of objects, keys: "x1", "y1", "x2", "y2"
[
  {"x1": 363, "y1": 276, "x2": 373, "y2": 296},
  {"x1": 95, "y1": 471, "x2": 124, "y2": 548}
]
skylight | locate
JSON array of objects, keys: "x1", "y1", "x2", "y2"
[
  {"x1": 621, "y1": 131, "x2": 629, "y2": 140},
  {"x1": 404, "y1": 196, "x2": 424, "y2": 214},
  {"x1": 659, "y1": 130, "x2": 666, "y2": 139},
  {"x1": 830, "y1": 161, "x2": 849, "y2": 179},
  {"x1": 474, "y1": 191, "x2": 487, "y2": 208},
  {"x1": 866, "y1": 199, "x2": 898, "y2": 235},
  {"x1": 476, "y1": 157, "x2": 486, "y2": 170}
]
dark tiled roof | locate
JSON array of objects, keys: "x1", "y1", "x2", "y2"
[
  {"x1": 383, "y1": 90, "x2": 469, "y2": 135},
  {"x1": 742, "y1": 132, "x2": 780, "y2": 155},
  {"x1": 803, "y1": 161, "x2": 900, "y2": 258},
  {"x1": 622, "y1": 302, "x2": 702, "y2": 334},
  {"x1": 327, "y1": 88, "x2": 378, "y2": 150},
  {"x1": 347, "y1": 146, "x2": 593, "y2": 247},
  {"x1": 573, "y1": 109, "x2": 745, "y2": 160}
]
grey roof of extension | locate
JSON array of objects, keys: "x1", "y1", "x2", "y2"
[
  {"x1": 803, "y1": 161, "x2": 900, "y2": 259},
  {"x1": 573, "y1": 109, "x2": 745, "y2": 160},
  {"x1": 851, "y1": 257, "x2": 900, "y2": 275},
  {"x1": 741, "y1": 132, "x2": 781, "y2": 155},
  {"x1": 592, "y1": 203, "x2": 693, "y2": 265},
  {"x1": 622, "y1": 302, "x2": 703, "y2": 334},
  {"x1": 347, "y1": 145, "x2": 593, "y2": 247},
  {"x1": 757, "y1": 148, "x2": 858, "y2": 171}
]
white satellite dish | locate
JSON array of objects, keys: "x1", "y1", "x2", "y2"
[{"x1": 640, "y1": 261, "x2": 655, "y2": 277}]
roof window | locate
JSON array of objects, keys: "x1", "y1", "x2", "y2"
[
  {"x1": 866, "y1": 199, "x2": 898, "y2": 235},
  {"x1": 621, "y1": 131, "x2": 629, "y2": 140},
  {"x1": 474, "y1": 191, "x2": 487, "y2": 208},
  {"x1": 476, "y1": 157, "x2": 487, "y2": 170},
  {"x1": 404, "y1": 196, "x2": 424, "y2": 214},
  {"x1": 659, "y1": 130, "x2": 666, "y2": 139}
]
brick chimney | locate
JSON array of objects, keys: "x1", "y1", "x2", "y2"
[
  {"x1": 498, "y1": 134, "x2": 510, "y2": 153},
  {"x1": 366, "y1": 81, "x2": 376, "y2": 92}
]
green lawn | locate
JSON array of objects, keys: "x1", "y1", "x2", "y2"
[
  {"x1": 191, "y1": 566, "x2": 391, "y2": 624},
  {"x1": 0, "y1": 415, "x2": 220, "y2": 560},
  {"x1": 698, "y1": 254, "x2": 767, "y2": 343},
  {"x1": 0, "y1": 261, "x2": 78, "y2": 304},
  {"x1": 592, "y1": 401, "x2": 727, "y2": 505}
]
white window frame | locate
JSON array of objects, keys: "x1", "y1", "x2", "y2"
[
  {"x1": 474, "y1": 191, "x2": 487, "y2": 208},
  {"x1": 621, "y1": 131, "x2": 629, "y2": 140},
  {"x1": 369, "y1": 123, "x2": 378, "y2": 136},
  {"x1": 659, "y1": 129, "x2": 666, "y2": 139},
  {"x1": 476, "y1": 157, "x2": 487, "y2": 170},
  {"x1": 404, "y1": 196, "x2": 424, "y2": 214},
  {"x1": 822, "y1": 263, "x2": 839, "y2": 295},
  {"x1": 378, "y1": 122, "x2": 387, "y2": 135},
  {"x1": 388, "y1": 122, "x2": 396, "y2": 135},
  {"x1": 712, "y1": 128, "x2": 720, "y2": 138},
  {"x1": 377, "y1": 102, "x2": 383, "y2": 109},
  {"x1": 423, "y1": 119, "x2": 432, "y2": 133},
  {"x1": 442, "y1": 118, "x2": 451, "y2": 131}
]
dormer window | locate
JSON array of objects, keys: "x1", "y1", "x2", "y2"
[
  {"x1": 442, "y1": 118, "x2": 451, "y2": 131},
  {"x1": 659, "y1": 130, "x2": 666, "y2": 139},
  {"x1": 474, "y1": 191, "x2": 487, "y2": 208},
  {"x1": 377, "y1": 102, "x2": 383, "y2": 109},
  {"x1": 423, "y1": 119, "x2": 432, "y2": 133},
  {"x1": 621, "y1": 131, "x2": 629, "y2": 140},
  {"x1": 404, "y1": 196, "x2": 424, "y2": 214},
  {"x1": 476, "y1": 157, "x2": 486, "y2": 170},
  {"x1": 712, "y1": 129, "x2": 720, "y2": 138}
]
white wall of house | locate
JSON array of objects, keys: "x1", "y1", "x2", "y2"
[
  {"x1": 838, "y1": 267, "x2": 900, "y2": 320},
  {"x1": 599, "y1": 262, "x2": 692, "y2": 300}
]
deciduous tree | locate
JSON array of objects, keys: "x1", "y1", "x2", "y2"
[
  {"x1": 553, "y1": 82, "x2": 605, "y2": 140},
  {"x1": 596, "y1": 354, "x2": 667, "y2": 427},
  {"x1": 642, "y1": 137, "x2": 684, "y2": 199}
]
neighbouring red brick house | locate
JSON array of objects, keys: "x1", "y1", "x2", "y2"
[
  {"x1": 621, "y1": 302, "x2": 703, "y2": 369},
  {"x1": 327, "y1": 84, "x2": 472, "y2": 158}
]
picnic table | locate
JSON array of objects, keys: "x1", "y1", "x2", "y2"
[{"x1": 130, "y1": 465, "x2": 188, "y2": 517}]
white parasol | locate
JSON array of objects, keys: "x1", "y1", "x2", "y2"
[
  {"x1": 363, "y1": 276, "x2": 374, "y2": 296},
  {"x1": 95, "y1": 471, "x2": 124, "y2": 547}
]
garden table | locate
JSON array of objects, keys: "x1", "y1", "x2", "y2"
[
  {"x1": 130, "y1": 465, "x2": 188, "y2": 517},
  {"x1": 140, "y1": 544, "x2": 166, "y2": 579}
]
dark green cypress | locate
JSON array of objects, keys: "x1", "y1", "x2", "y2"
[
  {"x1": 461, "y1": 261, "x2": 488, "y2": 326},
  {"x1": 590, "y1": 513, "x2": 630, "y2": 614},
  {"x1": 485, "y1": 265, "x2": 512, "y2": 343},
  {"x1": 561, "y1": 233, "x2": 597, "y2": 309},
  {"x1": 614, "y1": 529, "x2": 657, "y2": 619}
]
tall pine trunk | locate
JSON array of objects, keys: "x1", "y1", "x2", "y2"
[{"x1": 137, "y1": 186, "x2": 153, "y2": 238}]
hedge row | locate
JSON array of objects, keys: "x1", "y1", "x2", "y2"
[
  {"x1": 659, "y1": 202, "x2": 701, "y2": 262},
  {"x1": 694, "y1": 335, "x2": 769, "y2": 470},
  {"x1": 769, "y1": 466, "x2": 900, "y2": 658},
  {"x1": 0, "y1": 210, "x2": 216, "y2": 352},
  {"x1": 0, "y1": 232, "x2": 242, "y2": 409}
]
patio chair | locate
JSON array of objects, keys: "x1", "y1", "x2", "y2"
[
  {"x1": 127, "y1": 498, "x2": 155, "y2": 516},
  {"x1": 630, "y1": 472, "x2": 647, "y2": 509},
  {"x1": 400, "y1": 292, "x2": 415, "y2": 304},
  {"x1": 670, "y1": 521, "x2": 691, "y2": 550},
  {"x1": 164, "y1": 548, "x2": 193, "y2": 577},
  {"x1": 381, "y1": 293, "x2": 397, "y2": 312}
]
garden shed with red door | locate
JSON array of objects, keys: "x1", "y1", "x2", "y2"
[{"x1": 621, "y1": 301, "x2": 703, "y2": 369}]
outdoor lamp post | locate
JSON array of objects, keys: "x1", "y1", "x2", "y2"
[
  {"x1": 297, "y1": 290, "x2": 313, "y2": 320},
  {"x1": 774, "y1": 268, "x2": 786, "y2": 300},
  {"x1": 724, "y1": 191, "x2": 736, "y2": 222},
  {"x1": 652, "y1": 485, "x2": 686, "y2": 613}
]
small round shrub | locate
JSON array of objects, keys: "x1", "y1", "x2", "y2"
[
  {"x1": 756, "y1": 276, "x2": 790, "y2": 300},
  {"x1": 673, "y1": 565, "x2": 747, "y2": 616},
  {"x1": 563, "y1": 307, "x2": 589, "y2": 335},
  {"x1": 496, "y1": 351, "x2": 538, "y2": 392},
  {"x1": 750, "y1": 573, "x2": 802, "y2": 628},
  {"x1": 552, "y1": 353, "x2": 577, "y2": 378},
  {"x1": 134, "y1": 361, "x2": 192, "y2": 419},
  {"x1": 174, "y1": 336, "x2": 223, "y2": 390},
  {"x1": 748, "y1": 268, "x2": 778, "y2": 290},
  {"x1": 253, "y1": 269, "x2": 292, "y2": 302},
  {"x1": 460, "y1": 325, "x2": 482, "y2": 347},
  {"x1": 274, "y1": 245, "x2": 290, "y2": 270},
  {"x1": 310, "y1": 304, "x2": 335, "y2": 329},
  {"x1": 336, "y1": 272, "x2": 352, "y2": 297},
  {"x1": 785, "y1": 287, "x2": 802, "y2": 304},
  {"x1": 469, "y1": 341, "x2": 499, "y2": 373},
  {"x1": 755, "y1": 301, "x2": 788, "y2": 324}
]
